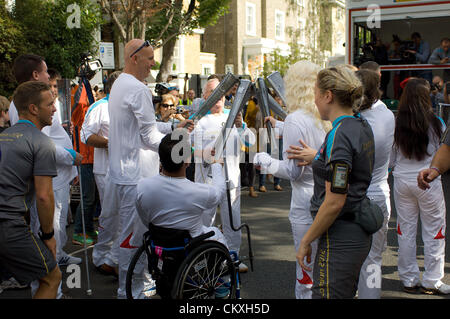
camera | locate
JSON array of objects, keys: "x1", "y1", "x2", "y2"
[
  {"x1": 175, "y1": 106, "x2": 185, "y2": 114},
  {"x1": 431, "y1": 83, "x2": 441, "y2": 92},
  {"x1": 78, "y1": 53, "x2": 103, "y2": 80}
]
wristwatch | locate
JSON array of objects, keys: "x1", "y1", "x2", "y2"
[{"x1": 38, "y1": 228, "x2": 54, "y2": 241}]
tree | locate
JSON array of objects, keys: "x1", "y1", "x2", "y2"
[
  {"x1": 263, "y1": 0, "x2": 334, "y2": 76},
  {"x1": 99, "y1": 0, "x2": 231, "y2": 82},
  {"x1": 12, "y1": 0, "x2": 102, "y2": 79},
  {"x1": 0, "y1": 0, "x2": 26, "y2": 97}
]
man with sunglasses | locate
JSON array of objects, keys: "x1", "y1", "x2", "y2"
[{"x1": 107, "y1": 39, "x2": 194, "y2": 299}]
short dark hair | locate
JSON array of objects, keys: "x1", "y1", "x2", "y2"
[
  {"x1": 158, "y1": 133, "x2": 190, "y2": 173},
  {"x1": 104, "y1": 71, "x2": 121, "y2": 94},
  {"x1": 359, "y1": 61, "x2": 380, "y2": 72},
  {"x1": 411, "y1": 32, "x2": 421, "y2": 40},
  {"x1": 48, "y1": 68, "x2": 61, "y2": 81},
  {"x1": 207, "y1": 74, "x2": 222, "y2": 81},
  {"x1": 13, "y1": 81, "x2": 51, "y2": 116},
  {"x1": 13, "y1": 54, "x2": 45, "y2": 84},
  {"x1": 441, "y1": 38, "x2": 450, "y2": 44}
]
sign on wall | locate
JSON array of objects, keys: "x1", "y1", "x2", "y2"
[{"x1": 99, "y1": 42, "x2": 115, "y2": 70}]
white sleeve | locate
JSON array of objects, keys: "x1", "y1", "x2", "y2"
[
  {"x1": 8, "y1": 102, "x2": 19, "y2": 126},
  {"x1": 136, "y1": 181, "x2": 150, "y2": 228},
  {"x1": 156, "y1": 121, "x2": 172, "y2": 135},
  {"x1": 41, "y1": 122, "x2": 74, "y2": 166},
  {"x1": 254, "y1": 120, "x2": 305, "y2": 181},
  {"x1": 131, "y1": 88, "x2": 165, "y2": 152},
  {"x1": 81, "y1": 106, "x2": 101, "y2": 144}
]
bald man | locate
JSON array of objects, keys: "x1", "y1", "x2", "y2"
[
  {"x1": 104, "y1": 39, "x2": 193, "y2": 299},
  {"x1": 193, "y1": 78, "x2": 255, "y2": 273}
]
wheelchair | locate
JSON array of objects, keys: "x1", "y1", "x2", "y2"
[{"x1": 125, "y1": 223, "x2": 241, "y2": 299}]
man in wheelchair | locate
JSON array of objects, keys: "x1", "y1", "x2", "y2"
[{"x1": 135, "y1": 133, "x2": 230, "y2": 298}]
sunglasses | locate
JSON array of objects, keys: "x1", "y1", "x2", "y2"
[
  {"x1": 129, "y1": 40, "x2": 151, "y2": 58},
  {"x1": 161, "y1": 103, "x2": 175, "y2": 108}
]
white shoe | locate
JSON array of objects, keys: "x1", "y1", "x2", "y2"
[
  {"x1": 58, "y1": 254, "x2": 82, "y2": 266},
  {"x1": 238, "y1": 262, "x2": 248, "y2": 273},
  {"x1": 142, "y1": 272, "x2": 156, "y2": 297},
  {"x1": 421, "y1": 283, "x2": 450, "y2": 295}
]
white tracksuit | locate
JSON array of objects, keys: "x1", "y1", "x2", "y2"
[
  {"x1": 357, "y1": 100, "x2": 395, "y2": 299},
  {"x1": 391, "y1": 121, "x2": 446, "y2": 290},
  {"x1": 80, "y1": 96, "x2": 116, "y2": 268},
  {"x1": 193, "y1": 112, "x2": 255, "y2": 255},
  {"x1": 107, "y1": 73, "x2": 172, "y2": 299},
  {"x1": 253, "y1": 109, "x2": 326, "y2": 299}
]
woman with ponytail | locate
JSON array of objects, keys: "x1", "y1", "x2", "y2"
[
  {"x1": 391, "y1": 78, "x2": 450, "y2": 295},
  {"x1": 295, "y1": 65, "x2": 376, "y2": 299}
]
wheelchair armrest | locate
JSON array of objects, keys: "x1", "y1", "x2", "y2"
[{"x1": 185, "y1": 231, "x2": 215, "y2": 250}]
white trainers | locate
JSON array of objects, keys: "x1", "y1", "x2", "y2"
[
  {"x1": 0, "y1": 277, "x2": 28, "y2": 290},
  {"x1": 58, "y1": 254, "x2": 82, "y2": 266},
  {"x1": 421, "y1": 283, "x2": 450, "y2": 295},
  {"x1": 238, "y1": 262, "x2": 249, "y2": 273}
]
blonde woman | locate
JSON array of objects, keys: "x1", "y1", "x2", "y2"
[{"x1": 253, "y1": 61, "x2": 331, "y2": 299}]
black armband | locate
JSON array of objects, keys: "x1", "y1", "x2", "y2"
[
  {"x1": 38, "y1": 228, "x2": 54, "y2": 241},
  {"x1": 329, "y1": 162, "x2": 350, "y2": 194}
]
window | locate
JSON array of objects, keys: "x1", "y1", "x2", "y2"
[
  {"x1": 202, "y1": 64, "x2": 213, "y2": 76},
  {"x1": 297, "y1": 18, "x2": 306, "y2": 44},
  {"x1": 275, "y1": 10, "x2": 285, "y2": 41},
  {"x1": 246, "y1": 2, "x2": 256, "y2": 36}
]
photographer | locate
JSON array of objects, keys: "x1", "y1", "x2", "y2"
[
  {"x1": 429, "y1": 38, "x2": 450, "y2": 82},
  {"x1": 430, "y1": 75, "x2": 445, "y2": 110},
  {"x1": 155, "y1": 94, "x2": 186, "y2": 123}
]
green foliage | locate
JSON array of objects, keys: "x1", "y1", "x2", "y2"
[
  {"x1": 0, "y1": 0, "x2": 102, "y2": 96},
  {"x1": 147, "y1": 0, "x2": 232, "y2": 48},
  {"x1": 0, "y1": 2, "x2": 26, "y2": 97},
  {"x1": 264, "y1": 0, "x2": 334, "y2": 77},
  {"x1": 13, "y1": 0, "x2": 103, "y2": 79}
]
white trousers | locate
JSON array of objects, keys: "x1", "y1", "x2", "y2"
[
  {"x1": 30, "y1": 184, "x2": 71, "y2": 262},
  {"x1": 291, "y1": 221, "x2": 317, "y2": 299},
  {"x1": 358, "y1": 194, "x2": 391, "y2": 299},
  {"x1": 203, "y1": 187, "x2": 241, "y2": 255},
  {"x1": 104, "y1": 182, "x2": 149, "y2": 299},
  {"x1": 394, "y1": 177, "x2": 446, "y2": 289},
  {"x1": 92, "y1": 173, "x2": 120, "y2": 268}
]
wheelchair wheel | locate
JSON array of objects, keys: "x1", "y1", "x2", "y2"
[
  {"x1": 171, "y1": 241, "x2": 237, "y2": 299},
  {"x1": 126, "y1": 244, "x2": 155, "y2": 299}
]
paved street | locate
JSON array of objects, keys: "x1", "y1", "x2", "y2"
[{"x1": 1, "y1": 175, "x2": 450, "y2": 299}]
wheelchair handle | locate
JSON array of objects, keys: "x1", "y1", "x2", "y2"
[{"x1": 185, "y1": 231, "x2": 215, "y2": 250}]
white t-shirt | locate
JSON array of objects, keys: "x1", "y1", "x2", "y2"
[
  {"x1": 108, "y1": 73, "x2": 171, "y2": 185},
  {"x1": 392, "y1": 120, "x2": 445, "y2": 182},
  {"x1": 81, "y1": 96, "x2": 110, "y2": 175},
  {"x1": 254, "y1": 109, "x2": 326, "y2": 224},
  {"x1": 136, "y1": 163, "x2": 226, "y2": 243},
  {"x1": 193, "y1": 112, "x2": 255, "y2": 189},
  {"x1": 9, "y1": 100, "x2": 77, "y2": 190},
  {"x1": 361, "y1": 100, "x2": 395, "y2": 197}
]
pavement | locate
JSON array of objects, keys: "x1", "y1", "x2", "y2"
[{"x1": 1, "y1": 174, "x2": 450, "y2": 299}]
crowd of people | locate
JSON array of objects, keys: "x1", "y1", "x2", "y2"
[{"x1": 0, "y1": 37, "x2": 450, "y2": 299}]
